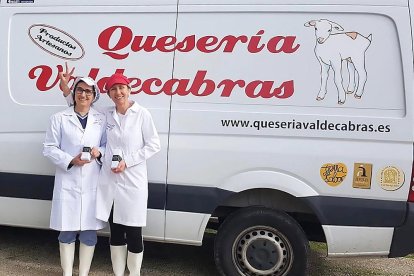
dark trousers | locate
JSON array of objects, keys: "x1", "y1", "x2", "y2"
[{"x1": 109, "y1": 208, "x2": 143, "y2": 253}]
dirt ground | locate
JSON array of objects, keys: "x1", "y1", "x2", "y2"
[
  {"x1": 0, "y1": 226, "x2": 413, "y2": 275},
  {"x1": 309, "y1": 243, "x2": 414, "y2": 276}
]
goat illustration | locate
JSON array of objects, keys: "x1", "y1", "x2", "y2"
[{"x1": 305, "y1": 19, "x2": 372, "y2": 104}]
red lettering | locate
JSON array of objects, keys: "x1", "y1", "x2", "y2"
[
  {"x1": 207, "y1": 35, "x2": 248, "y2": 53},
  {"x1": 272, "y1": 80, "x2": 294, "y2": 98},
  {"x1": 98, "y1": 26, "x2": 132, "y2": 59},
  {"x1": 267, "y1": 36, "x2": 300, "y2": 54},
  {"x1": 142, "y1": 78, "x2": 163, "y2": 95},
  {"x1": 129, "y1": 78, "x2": 142, "y2": 95},
  {"x1": 218, "y1": 79, "x2": 245, "y2": 97},
  {"x1": 196, "y1": 36, "x2": 219, "y2": 53},
  {"x1": 88, "y1": 68, "x2": 100, "y2": 81},
  {"x1": 222, "y1": 35, "x2": 248, "y2": 52},
  {"x1": 87, "y1": 68, "x2": 104, "y2": 92},
  {"x1": 131, "y1": 36, "x2": 157, "y2": 52},
  {"x1": 175, "y1": 35, "x2": 196, "y2": 52},
  {"x1": 163, "y1": 78, "x2": 191, "y2": 96},
  {"x1": 28, "y1": 65, "x2": 294, "y2": 100},
  {"x1": 156, "y1": 36, "x2": 177, "y2": 52},
  {"x1": 98, "y1": 25, "x2": 301, "y2": 58},
  {"x1": 247, "y1": 30, "x2": 265, "y2": 53},
  {"x1": 189, "y1": 70, "x2": 215, "y2": 96},
  {"x1": 245, "y1": 80, "x2": 275, "y2": 98},
  {"x1": 29, "y1": 65, "x2": 61, "y2": 92},
  {"x1": 245, "y1": 80, "x2": 294, "y2": 99}
]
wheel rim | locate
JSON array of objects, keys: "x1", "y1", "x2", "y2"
[{"x1": 232, "y1": 226, "x2": 293, "y2": 276}]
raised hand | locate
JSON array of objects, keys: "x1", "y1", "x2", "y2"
[{"x1": 59, "y1": 62, "x2": 75, "y2": 97}]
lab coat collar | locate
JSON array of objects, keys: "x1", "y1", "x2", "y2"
[
  {"x1": 109, "y1": 101, "x2": 140, "y2": 127},
  {"x1": 61, "y1": 107, "x2": 82, "y2": 131},
  {"x1": 109, "y1": 101, "x2": 141, "y2": 116},
  {"x1": 62, "y1": 107, "x2": 75, "y2": 116},
  {"x1": 62, "y1": 106, "x2": 98, "y2": 131},
  {"x1": 128, "y1": 101, "x2": 141, "y2": 113},
  {"x1": 62, "y1": 106, "x2": 100, "y2": 116},
  {"x1": 88, "y1": 107, "x2": 102, "y2": 117}
]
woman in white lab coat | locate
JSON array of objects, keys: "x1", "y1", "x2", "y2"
[
  {"x1": 43, "y1": 77, "x2": 106, "y2": 276},
  {"x1": 98, "y1": 73, "x2": 160, "y2": 276},
  {"x1": 60, "y1": 67, "x2": 161, "y2": 276}
]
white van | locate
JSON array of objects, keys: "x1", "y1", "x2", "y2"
[{"x1": 1, "y1": 0, "x2": 413, "y2": 275}]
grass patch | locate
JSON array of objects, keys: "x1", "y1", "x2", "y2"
[
  {"x1": 406, "y1": 254, "x2": 414, "y2": 259},
  {"x1": 309, "y1": 242, "x2": 392, "y2": 276},
  {"x1": 310, "y1": 241, "x2": 327, "y2": 254}
]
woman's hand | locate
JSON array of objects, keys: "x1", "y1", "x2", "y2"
[
  {"x1": 111, "y1": 160, "x2": 126, "y2": 174},
  {"x1": 59, "y1": 62, "x2": 74, "y2": 97},
  {"x1": 90, "y1": 147, "x2": 101, "y2": 159},
  {"x1": 70, "y1": 153, "x2": 91, "y2": 166}
]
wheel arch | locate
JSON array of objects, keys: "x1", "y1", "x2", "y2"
[{"x1": 209, "y1": 170, "x2": 326, "y2": 243}]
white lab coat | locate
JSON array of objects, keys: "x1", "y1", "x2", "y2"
[
  {"x1": 43, "y1": 107, "x2": 107, "y2": 231},
  {"x1": 96, "y1": 102, "x2": 161, "y2": 227}
]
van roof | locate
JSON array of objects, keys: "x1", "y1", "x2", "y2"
[{"x1": 0, "y1": 0, "x2": 408, "y2": 7}]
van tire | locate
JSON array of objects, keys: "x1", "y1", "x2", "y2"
[{"x1": 214, "y1": 207, "x2": 309, "y2": 276}]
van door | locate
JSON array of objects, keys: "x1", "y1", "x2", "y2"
[
  {"x1": 0, "y1": 0, "x2": 177, "y2": 241},
  {"x1": 167, "y1": 0, "x2": 413, "y2": 274}
]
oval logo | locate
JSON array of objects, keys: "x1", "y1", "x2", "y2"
[
  {"x1": 28, "y1": 24, "x2": 85, "y2": 60},
  {"x1": 320, "y1": 162, "x2": 347, "y2": 187}
]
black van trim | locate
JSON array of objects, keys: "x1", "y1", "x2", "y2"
[
  {"x1": 389, "y1": 202, "x2": 414, "y2": 257},
  {"x1": 0, "y1": 172, "x2": 408, "y2": 228}
]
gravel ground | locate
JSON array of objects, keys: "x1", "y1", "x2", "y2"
[
  {"x1": 309, "y1": 243, "x2": 414, "y2": 276},
  {"x1": 0, "y1": 226, "x2": 413, "y2": 276}
]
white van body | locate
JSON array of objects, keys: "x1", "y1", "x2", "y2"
[{"x1": 1, "y1": 0, "x2": 414, "y2": 275}]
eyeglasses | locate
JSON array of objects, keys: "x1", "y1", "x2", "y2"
[{"x1": 75, "y1": 87, "x2": 94, "y2": 96}]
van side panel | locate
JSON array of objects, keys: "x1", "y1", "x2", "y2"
[
  {"x1": 0, "y1": 3, "x2": 177, "y2": 240},
  {"x1": 167, "y1": 2, "x2": 414, "y2": 256},
  {"x1": 323, "y1": 226, "x2": 393, "y2": 256}
]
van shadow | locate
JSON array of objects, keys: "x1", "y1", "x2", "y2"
[{"x1": 0, "y1": 226, "x2": 218, "y2": 276}]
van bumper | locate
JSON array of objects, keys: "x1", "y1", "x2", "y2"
[{"x1": 389, "y1": 202, "x2": 414, "y2": 257}]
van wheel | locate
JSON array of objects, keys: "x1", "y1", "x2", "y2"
[{"x1": 214, "y1": 207, "x2": 309, "y2": 276}]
